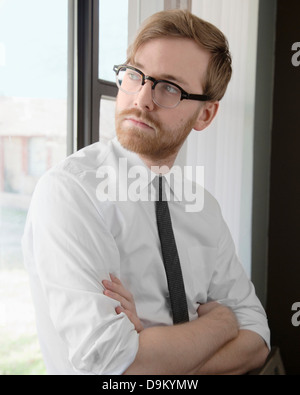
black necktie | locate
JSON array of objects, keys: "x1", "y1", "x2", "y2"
[{"x1": 155, "y1": 175, "x2": 189, "y2": 324}]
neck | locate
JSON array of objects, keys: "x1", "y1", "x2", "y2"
[{"x1": 138, "y1": 152, "x2": 178, "y2": 174}]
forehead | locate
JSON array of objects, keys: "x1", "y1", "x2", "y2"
[{"x1": 133, "y1": 37, "x2": 210, "y2": 90}]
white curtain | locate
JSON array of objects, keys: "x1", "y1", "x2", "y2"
[{"x1": 181, "y1": 0, "x2": 259, "y2": 277}]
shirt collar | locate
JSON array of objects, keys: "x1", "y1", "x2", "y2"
[{"x1": 112, "y1": 137, "x2": 185, "y2": 202}]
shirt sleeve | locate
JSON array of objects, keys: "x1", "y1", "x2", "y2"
[
  {"x1": 207, "y1": 215, "x2": 271, "y2": 350},
  {"x1": 22, "y1": 169, "x2": 139, "y2": 375}
]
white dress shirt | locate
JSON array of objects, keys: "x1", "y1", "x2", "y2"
[{"x1": 22, "y1": 137, "x2": 270, "y2": 375}]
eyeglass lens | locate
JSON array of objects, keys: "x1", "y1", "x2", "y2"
[{"x1": 116, "y1": 67, "x2": 182, "y2": 109}]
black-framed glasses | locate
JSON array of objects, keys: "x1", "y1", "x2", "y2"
[{"x1": 113, "y1": 65, "x2": 210, "y2": 109}]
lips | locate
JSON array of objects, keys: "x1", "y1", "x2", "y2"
[{"x1": 125, "y1": 117, "x2": 154, "y2": 130}]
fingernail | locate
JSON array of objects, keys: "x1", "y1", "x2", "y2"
[{"x1": 115, "y1": 305, "x2": 124, "y2": 314}]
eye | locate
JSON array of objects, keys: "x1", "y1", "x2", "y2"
[
  {"x1": 164, "y1": 83, "x2": 180, "y2": 95},
  {"x1": 128, "y1": 71, "x2": 141, "y2": 81}
]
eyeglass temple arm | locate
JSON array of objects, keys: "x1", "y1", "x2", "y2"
[{"x1": 182, "y1": 93, "x2": 211, "y2": 102}]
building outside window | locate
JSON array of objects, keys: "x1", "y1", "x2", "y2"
[{"x1": 0, "y1": 0, "x2": 68, "y2": 374}]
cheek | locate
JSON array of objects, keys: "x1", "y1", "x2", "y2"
[
  {"x1": 116, "y1": 92, "x2": 133, "y2": 111},
  {"x1": 163, "y1": 111, "x2": 186, "y2": 129}
]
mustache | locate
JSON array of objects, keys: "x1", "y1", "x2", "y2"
[{"x1": 117, "y1": 109, "x2": 160, "y2": 130}]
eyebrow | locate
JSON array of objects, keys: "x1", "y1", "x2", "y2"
[{"x1": 131, "y1": 61, "x2": 189, "y2": 87}]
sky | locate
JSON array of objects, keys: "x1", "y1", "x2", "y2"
[
  {"x1": 0, "y1": 0, "x2": 129, "y2": 98},
  {"x1": 0, "y1": 0, "x2": 68, "y2": 99},
  {"x1": 99, "y1": 0, "x2": 128, "y2": 82}
]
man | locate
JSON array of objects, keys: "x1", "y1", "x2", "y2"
[{"x1": 22, "y1": 9, "x2": 270, "y2": 375}]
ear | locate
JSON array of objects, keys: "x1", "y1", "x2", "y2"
[{"x1": 193, "y1": 101, "x2": 219, "y2": 131}]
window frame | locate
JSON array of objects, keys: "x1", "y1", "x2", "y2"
[{"x1": 76, "y1": 0, "x2": 118, "y2": 150}]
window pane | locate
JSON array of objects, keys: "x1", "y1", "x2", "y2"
[
  {"x1": 99, "y1": 0, "x2": 129, "y2": 82},
  {"x1": 0, "y1": 0, "x2": 68, "y2": 374}
]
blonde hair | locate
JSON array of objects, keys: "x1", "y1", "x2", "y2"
[{"x1": 127, "y1": 9, "x2": 232, "y2": 101}]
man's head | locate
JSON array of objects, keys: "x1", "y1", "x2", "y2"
[
  {"x1": 127, "y1": 9, "x2": 232, "y2": 102},
  {"x1": 115, "y1": 9, "x2": 232, "y2": 164}
]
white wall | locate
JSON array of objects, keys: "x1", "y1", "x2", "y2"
[{"x1": 184, "y1": 0, "x2": 259, "y2": 277}]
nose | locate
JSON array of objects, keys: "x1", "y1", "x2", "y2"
[{"x1": 134, "y1": 80, "x2": 155, "y2": 112}]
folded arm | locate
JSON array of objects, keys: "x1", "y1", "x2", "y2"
[
  {"x1": 103, "y1": 276, "x2": 240, "y2": 375},
  {"x1": 125, "y1": 302, "x2": 238, "y2": 375},
  {"x1": 191, "y1": 329, "x2": 269, "y2": 375},
  {"x1": 103, "y1": 275, "x2": 268, "y2": 375}
]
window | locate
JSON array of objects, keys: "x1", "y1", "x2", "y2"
[
  {"x1": 98, "y1": 0, "x2": 130, "y2": 143},
  {"x1": 99, "y1": 0, "x2": 129, "y2": 82},
  {"x1": 0, "y1": 0, "x2": 69, "y2": 374}
]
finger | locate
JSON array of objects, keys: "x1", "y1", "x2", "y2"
[
  {"x1": 109, "y1": 273, "x2": 122, "y2": 285},
  {"x1": 103, "y1": 289, "x2": 132, "y2": 311},
  {"x1": 115, "y1": 306, "x2": 144, "y2": 333},
  {"x1": 101, "y1": 274, "x2": 122, "y2": 292},
  {"x1": 103, "y1": 288, "x2": 125, "y2": 304},
  {"x1": 109, "y1": 275, "x2": 134, "y2": 302},
  {"x1": 103, "y1": 278, "x2": 133, "y2": 303},
  {"x1": 125, "y1": 310, "x2": 144, "y2": 333},
  {"x1": 115, "y1": 305, "x2": 125, "y2": 315}
]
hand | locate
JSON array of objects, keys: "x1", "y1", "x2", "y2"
[
  {"x1": 197, "y1": 301, "x2": 221, "y2": 317},
  {"x1": 102, "y1": 274, "x2": 144, "y2": 333}
]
